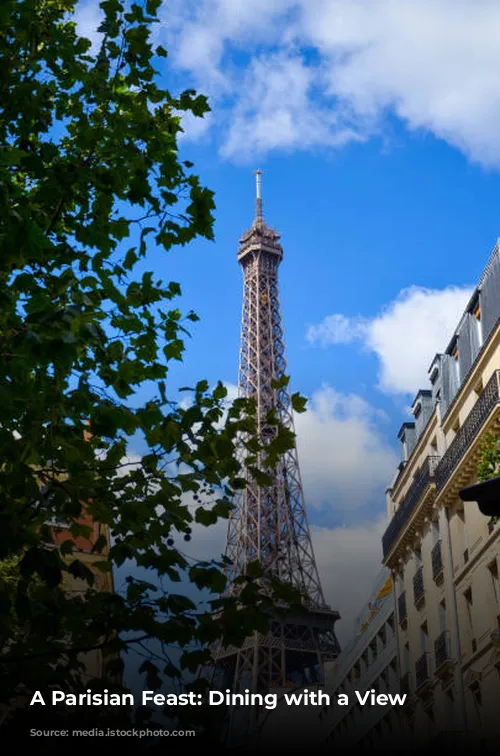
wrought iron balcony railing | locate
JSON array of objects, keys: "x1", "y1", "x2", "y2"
[
  {"x1": 382, "y1": 456, "x2": 440, "y2": 559},
  {"x1": 415, "y1": 652, "x2": 431, "y2": 690},
  {"x1": 431, "y1": 539, "x2": 443, "y2": 580},
  {"x1": 435, "y1": 370, "x2": 500, "y2": 492},
  {"x1": 398, "y1": 591, "x2": 407, "y2": 625},
  {"x1": 413, "y1": 565, "x2": 425, "y2": 606},
  {"x1": 434, "y1": 630, "x2": 452, "y2": 672}
]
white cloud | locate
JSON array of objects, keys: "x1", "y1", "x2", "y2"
[
  {"x1": 181, "y1": 514, "x2": 228, "y2": 564},
  {"x1": 308, "y1": 285, "x2": 473, "y2": 395},
  {"x1": 75, "y1": 0, "x2": 103, "y2": 52},
  {"x1": 178, "y1": 109, "x2": 213, "y2": 143},
  {"x1": 294, "y1": 385, "x2": 397, "y2": 513},
  {"x1": 220, "y1": 53, "x2": 364, "y2": 161},
  {"x1": 159, "y1": 0, "x2": 500, "y2": 166},
  {"x1": 306, "y1": 313, "x2": 366, "y2": 346},
  {"x1": 311, "y1": 516, "x2": 386, "y2": 645}
]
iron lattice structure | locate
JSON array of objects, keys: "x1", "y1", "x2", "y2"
[{"x1": 211, "y1": 173, "x2": 340, "y2": 704}]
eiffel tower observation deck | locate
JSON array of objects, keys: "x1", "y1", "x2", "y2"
[{"x1": 209, "y1": 173, "x2": 340, "y2": 730}]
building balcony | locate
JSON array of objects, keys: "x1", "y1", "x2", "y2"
[
  {"x1": 415, "y1": 652, "x2": 431, "y2": 692},
  {"x1": 413, "y1": 566, "x2": 425, "y2": 607},
  {"x1": 398, "y1": 591, "x2": 407, "y2": 625},
  {"x1": 434, "y1": 630, "x2": 453, "y2": 675},
  {"x1": 382, "y1": 456, "x2": 440, "y2": 559},
  {"x1": 435, "y1": 370, "x2": 500, "y2": 494},
  {"x1": 431, "y1": 540, "x2": 443, "y2": 581}
]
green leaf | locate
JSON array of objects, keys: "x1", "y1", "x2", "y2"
[
  {"x1": 247, "y1": 466, "x2": 274, "y2": 486},
  {"x1": 67, "y1": 559, "x2": 95, "y2": 586},
  {"x1": 271, "y1": 375, "x2": 290, "y2": 389},
  {"x1": 291, "y1": 392, "x2": 307, "y2": 413},
  {"x1": 180, "y1": 648, "x2": 212, "y2": 672},
  {"x1": 139, "y1": 661, "x2": 162, "y2": 691},
  {"x1": 195, "y1": 507, "x2": 218, "y2": 526}
]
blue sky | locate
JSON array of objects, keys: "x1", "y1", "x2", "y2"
[{"x1": 78, "y1": 0, "x2": 500, "y2": 644}]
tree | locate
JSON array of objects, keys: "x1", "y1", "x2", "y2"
[
  {"x1": 0, "y1": 0, "x2": 303, "y2": 742},
  {"x1": 477, "y1": 432, "x2": 500, "y2": 524}
]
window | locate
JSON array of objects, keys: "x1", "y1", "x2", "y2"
[
  {"x1": 471, "y1": 681, "x2": 482, "y2": 709},
  {"x1": 464, "y1": 587, "x2": 475, "y2": 650},
  {"x1": 397, "y1": 571, "x2": 404, "y2": 593},
  {"x1": 439, "y1": 599, "x2": 447, "y2": 632},
  {"x1": 420, "y1": 622, "x2": 428, "y2": 653},
  {"x1": 455, "y1": 506, "x2": 467, "y2": 562},
  {"x1": 474, "y1": 304, "x2": 483, "y2": 346},
  {"x1": 387, "y1": 613, "x2": 395, "y2": 634},
  {"x1": 403, "y1": 642, "x2": 410, "y2": 673},
  {"x1": 445, "y1": 689, "x2": 455, "y2": 723},
  {"x1": 377, "y1": 626, "x2": 386, "y2": 648},
  {"x1": 488, "y1": 559, "x2": 499, "y2": 604},
  {"x1": 432, "y1": 517, "x2": 440, "y2": 546},
  {"x1": 380, "y1": 668, "x2": 389, "y2": 691},
  {"x1": 452, "y1": 346, "x2": 460, "y2": 385}
]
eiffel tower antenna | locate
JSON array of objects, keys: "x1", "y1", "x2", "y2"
[
  {"x1": 209, "y1": 174, "x2": 341, "y2": 735},
  {"x1": 255, "y1": 168, "x2": 263, "y2": 219}
]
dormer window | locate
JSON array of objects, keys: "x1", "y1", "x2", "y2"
[
  {"x1": 429, "y1": 357, "x2": 440, "y2": 385},
  {"x1": 474, "y1": 303, "x2": 483, "y2": 347},
  {"x1": 452, "y1": 345, "x2": 460, "y2": 385}
]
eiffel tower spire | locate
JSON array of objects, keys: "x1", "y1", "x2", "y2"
[
  {"x1": 211, "y1": 173, "x2": 340, "y2": 714},
  {"x1": 255, "y1": 168, "x2": 263, "y2": 221}
]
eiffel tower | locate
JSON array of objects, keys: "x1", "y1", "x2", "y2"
[{"x1": 209, "y1": 173, "x2": 340, "y2": 726}]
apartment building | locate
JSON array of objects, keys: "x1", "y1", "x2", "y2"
[
  {"x1": 382, "y1": 240, "x2": 500, "y2": 750},
  {"x1": 321, "y1": 569, "x2": 402, "y2": 750}
]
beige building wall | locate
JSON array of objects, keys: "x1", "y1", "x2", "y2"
[
  {"x1": 320, "y1": 570, "x2": 407, "y2": 750},
  {"x1": 383, "y1": 277, "x2": 500, "y2": 751}
]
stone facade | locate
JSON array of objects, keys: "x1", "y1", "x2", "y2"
[{"x1": 382, "y1": 241, "x2": 500, "y2": 750}]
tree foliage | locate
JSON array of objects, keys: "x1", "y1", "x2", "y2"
[
  {"x1": 477, "y1": 432, "x2": 500, "y2": 524},
  {"x1": 0, "y1": 0, "x2": 304, "y2": 740}
]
